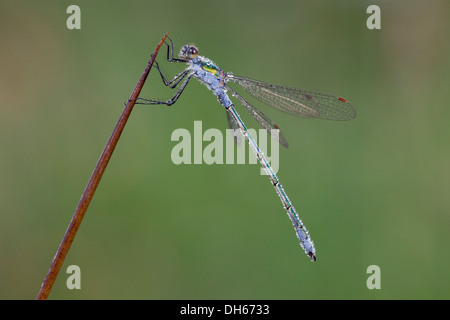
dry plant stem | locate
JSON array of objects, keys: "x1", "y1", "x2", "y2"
[{"x1": 36, "y1": 32, "x2": 169, "y2": 300}]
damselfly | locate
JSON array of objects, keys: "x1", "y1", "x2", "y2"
[{"x1": 136, "y1": 37, "x2": 356, "y2": 261}]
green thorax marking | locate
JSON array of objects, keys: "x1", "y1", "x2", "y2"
[{"x1": 201, "y1": 61, "x2": 221, "y2": 77}]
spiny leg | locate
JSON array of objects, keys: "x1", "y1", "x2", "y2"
[
  {"x1": 153, "y1": 62, "x2": 190, "y2": 88},
  {"x1": 134, "y1": 36, "x2": 192, "y2": 105},
  {"x1": 164, "y1": 36, "x2": 188, "y2": 63},
  {"x1": 131, "y1": 68, "x2": 190, "y2": 104},
  {"x1": 135, "y1": 73, "x2": 194, "y2": 106}
]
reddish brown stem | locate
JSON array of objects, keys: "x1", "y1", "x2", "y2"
[{"x1": 36, "y1": 32, "x2": 169, "y2": 300}]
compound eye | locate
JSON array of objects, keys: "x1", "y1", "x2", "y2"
[{"x1": 187, "y1": 46, "x2": 198, "y2": 59}]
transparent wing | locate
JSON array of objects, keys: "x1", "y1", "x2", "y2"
[
  {"x1": 226, "y1": 109, "x2": 242, "y2": 146},
  {"x1": 225, "y1": 84, "x2": 289, "y2": 148},
  {"x1": 226, "y1": 74, "x2": 356, "y2": 121}
]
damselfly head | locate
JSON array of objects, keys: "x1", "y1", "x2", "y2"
[{"x1": 179, "y1": 45, "x2": 198, "y2": 60}]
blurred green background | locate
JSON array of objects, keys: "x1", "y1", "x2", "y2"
[{"x1": 1, "y1": 0, "x2": 449, "y2": 299}]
